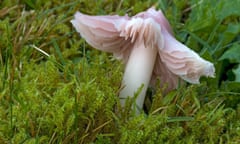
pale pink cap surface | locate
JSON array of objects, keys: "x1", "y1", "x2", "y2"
[{"x1": 71, "y1": 8, "x2": 215, "y2": 90}]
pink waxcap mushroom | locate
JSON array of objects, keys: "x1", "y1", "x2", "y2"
[{"x1": 71, "y1": 8, "x2": 215, "y2": 111}]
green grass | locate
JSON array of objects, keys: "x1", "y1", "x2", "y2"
[{"x1": 1, "y1": 0, "x2": 240, "y2": 143}]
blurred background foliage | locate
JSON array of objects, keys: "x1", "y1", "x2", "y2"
[{"x1": 0, "y1": 0, "x2": 240, "y2": 143}]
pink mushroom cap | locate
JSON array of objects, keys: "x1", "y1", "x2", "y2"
[{"x1": 71, "y1": 8, "x2": 215, "y2": 91}]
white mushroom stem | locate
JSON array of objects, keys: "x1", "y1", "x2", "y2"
[{"x1": 119, "y1": 40, "x2": 157, "y2": 111}]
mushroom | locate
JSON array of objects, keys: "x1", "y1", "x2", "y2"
[{"x1": 71, "y1": 8, "x2": 215, "y2": 112}]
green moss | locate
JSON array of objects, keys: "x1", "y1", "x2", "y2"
[{"x1": 0, "y1": 0, "x2": 240, "y2": 143}]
